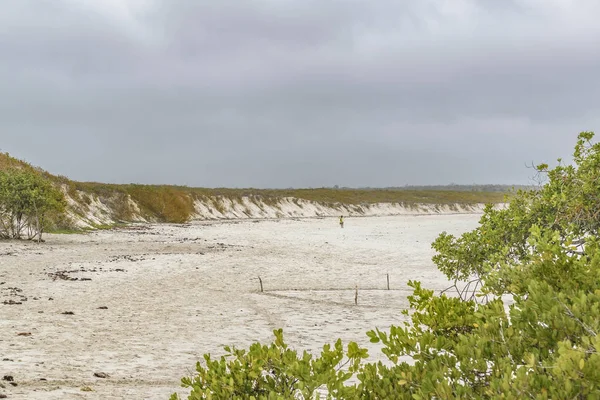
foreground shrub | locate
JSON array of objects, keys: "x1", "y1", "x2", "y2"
[{"x1": 170, "y1": 329, "x2": 367, "y2": 400}]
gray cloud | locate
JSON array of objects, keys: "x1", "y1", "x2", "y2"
[{"x1": 1, "y1": 0, "x2": 599, "y2": 187}]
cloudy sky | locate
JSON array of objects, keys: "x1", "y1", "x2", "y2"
[{"x1": 1, "y1": 0, "x2": 599, "y2": 188}]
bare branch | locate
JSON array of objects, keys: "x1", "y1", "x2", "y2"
[{"x1": 557, "y1": 298, "x2": 597, "y2": 338}]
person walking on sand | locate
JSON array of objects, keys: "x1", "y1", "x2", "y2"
[{"x1": 339, "y1": 215, "x2": 344, "y2": 228}]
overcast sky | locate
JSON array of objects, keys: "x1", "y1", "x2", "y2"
[{"x1": 1, "y1": 0, "x2": 599, "y2": 188}]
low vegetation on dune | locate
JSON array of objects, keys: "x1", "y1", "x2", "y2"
[
  {"x1": 76, "y1": 184, "x2": 507, "y2": 207},
  {"x1": 172, "y1": 132, "x2": 600, "y2": 399}
]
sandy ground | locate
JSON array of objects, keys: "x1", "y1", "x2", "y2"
[{"x1": 0, "y1": 214, "x2": 480, "y2": 399}]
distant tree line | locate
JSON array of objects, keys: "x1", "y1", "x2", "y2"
[
  {"x1": 330, "y1": 184, "x2": 535, "y2": 192},
  {"x1": 391, "y1": 184, "x2": 535, "y2": 192}
]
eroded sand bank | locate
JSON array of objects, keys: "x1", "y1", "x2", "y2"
[{"x1": 1, "y1": 214, "x2": 480, "y2": 399}]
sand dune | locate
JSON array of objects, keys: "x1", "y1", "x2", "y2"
[{"x1": 64, "y1": 187, "x2": 490, "y2": 228}]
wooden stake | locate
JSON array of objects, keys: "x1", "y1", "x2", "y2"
[
  {"x1": 258, "y1": 276, "x2": 264, "y2": 293},
  {"x1": 354, "y1": 284, "x2": 358, "y2": 305},
  {"x1": 387, "y1": 274, "x2": 390, "y2": 290}
]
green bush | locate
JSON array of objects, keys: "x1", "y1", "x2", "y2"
[
  {"x1": 171, "y1": 329, "x2": 367, "y2": 400},
  {"x1": 0, "y1": 169, "x2": 66, "y2": 240},
  {"x1": 173, "y1": 132, "x2": 600, "y2": 399}
]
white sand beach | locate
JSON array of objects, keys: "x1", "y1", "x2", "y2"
[{"x1": 0, "y1": 214, "x2": 480, "y2": 399}]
